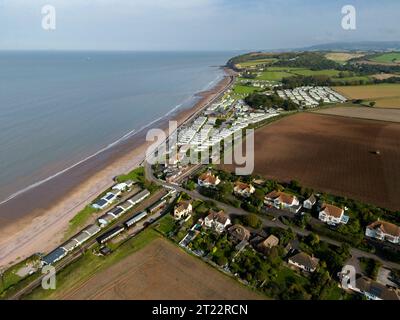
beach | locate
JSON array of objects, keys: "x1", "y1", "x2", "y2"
[{"x1": 0, "y1": 67, "x2": 235, "y2": 268}]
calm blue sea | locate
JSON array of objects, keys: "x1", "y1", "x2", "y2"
[{"x1": 0, "y1": 51, "x2": 234, "y2": 202}]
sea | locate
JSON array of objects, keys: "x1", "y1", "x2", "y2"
[{"x1": 0, "y1": 51, "x2": 235, "y2": 216}]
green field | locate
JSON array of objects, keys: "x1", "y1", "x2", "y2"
[
  {"x1": 370, "y1": 52, "x2": 400, "y2": 64},
  {"x1": 232, "y1": 84, "x2": 260, "y2": 94},
  {"x1": 292, "y1": 69, "x2": 341, "y2": 77},
  {"x1": 237, "y1": 58, "x2": 278, "y2": 68},
  {"x1": 256, "y1": 71, "x2": 293, "y2": 81}
]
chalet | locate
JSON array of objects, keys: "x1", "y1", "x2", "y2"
[
  {"x1": 303, "y1": 194, "x2": 317, "y2": 210},
  {"x1": 288, "y1": 251, "x2": 319, "y2": 272},
  {"x1": 174, "y1": 201, "x2": 192, "y2": 220},
  {"x1": 264, "y1": 191, "x2": 301, "y2": 213},
  {"x1": 198, "y1": 172, "x2": 220, "y2": 188},
  {"x1": 204, "y1": 210, "x2": 231, "y2": 233},
  {"x1": 41, "y1": 247, "x2": 67, "y2": 266},
  {"x1": 233, "y1": 182, "x2": 255, "y2": 198},
  {"x1": 61, "y1": 239, "x2": 79, "y2": 252},
  {"x1": 124, "y1": 211, "x2": 148, "y2": 228},
  {"x1": 112, "y1": 180, "x2": 134, "y2": 192},
  {"x1": 365, "y1": 220, "x2": 400, "y2": 244},
  {"x1": 92, "y1": 192, "x2": 120, "y2": 210},
  {"x1": 318, "y1": 203, "x2": 349, "y2": 225},
  {"x1": 148, "y1": 199, "x2": 167, "y2": 214},
  {"x1": 96, "y1": 225, "x2": 125, "y2": 244},
  {"x1": 347, "y1": 276, "x2": 400, "y2": 300},
  {"x1": 227, "y1": 224, "x2": 251, "y2": 242},
  {"x1": 127, "y1": 189, "x2": 150, "y2": 205}
]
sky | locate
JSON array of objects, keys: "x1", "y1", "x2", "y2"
[{"x1": 0, "y1": 0, "x2": 399, "y2": 51}]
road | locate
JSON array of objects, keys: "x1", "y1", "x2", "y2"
[{"x1": 145, "y1": 160, "x2": 400, "y2": 270}]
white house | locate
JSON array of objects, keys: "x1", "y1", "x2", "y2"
[
  {"x1": 112, "y1": 180, "x2": 134, "y2": 192},
  {"x1": 365, "y1": 220, "x2": 400, "y2": 244},
  {"x1": 345, "y1": 276, "x2": 400, "y2": 300},
  {"x1": 318, "y1": 203, "x2": 349, "y2": 225},
  {"x1": 303, "y1": 194, "x2": 317, "y2": 210},
  {"x1": 174, "y1": 201, "x2": 192, "y2": 220},
  {"x1": 198, "y1": 172, "x2": 220, "y2": 188},
  {"x1": 204, "y1": 210, "x2": 231, "y2": 233},
  {"x1": 233, "y1": 182, "x2": 255, "y2": 198},
  {"x1": 264, "y1": 191, "x2": 301, "y2": 213},
  {"x1": 288, "y1": 252, "x2": 319, "y2": 273}
]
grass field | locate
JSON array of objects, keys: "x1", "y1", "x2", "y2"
[
  {"x1": 335, "y1": 84, "x2": 400, "y2": 108},
  {"x1": 256, "y1": 71, "x2": 294, "y2": 81},
  {"x1": 237, "y1": 58, "x2": 278, "y2": 68},
  {"x1": 370, "y1": 52, "x2": 400, "y2": 64},
  {"x1": 54, "y1": 238, "x2": 264, "y2": 300},
  {"x1": 325, "y1": 52, "x2": 365, "y2": 62},
  {"x1": 232, "y1": 84, "x2": 260, "y2": 94},
  {"x1": 221, "y1": 112, "x2": 400, "y2": 211},
  {"x1": 292, "y1": 69, "x2": 341, "y2": 77}
]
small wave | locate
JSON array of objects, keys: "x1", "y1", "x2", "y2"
[{"x1": 0, "y1": 72, "x2": 223, "y2": 205}]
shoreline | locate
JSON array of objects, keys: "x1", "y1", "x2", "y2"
[{"x1": 0, "y1": 66, "x2": 236, "y2": 268}]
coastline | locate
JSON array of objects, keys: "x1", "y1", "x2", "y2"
[{"x1": 0, "y1": 66, "x2": 236, "y2": 268}]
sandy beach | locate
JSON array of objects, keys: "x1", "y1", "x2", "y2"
[{"x1": 0, "y1": 67, "x2": 235, "y2": 268}]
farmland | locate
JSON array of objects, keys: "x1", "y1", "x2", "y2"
[
  {"x1": 335, "y1": 84, "x2": 400, "y2": 108},
  {"x1": 222, "y1": 112, "x2": 400, "y2": 211},
  {"x1": 315, "y1": 106, "x2": 400, "y2": 123},
  {"x1": 325, "y1": 52, "x2": 365, "y2": 62},
  {"x1": 370, "y1": 52, "x2": 400, "y2": 64},
  {"x1": 56, "y1": 238, "x2": 264, "y2": 300}
]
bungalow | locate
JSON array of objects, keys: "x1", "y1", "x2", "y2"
[
  {"x1": 258, "y1": 234, "x2": 279, "y2": 252},
  {"x1": 92, "y1": 192, "x2": 120, "y2": 210},
  {"x1": 61, "y1": 239, "x2": 79, "y2": 252},
  {"x1": 96, "y1": 225, "x2": 125, "y2": 244},
  {"x1": 318, "y1": 203, "x2": 349, "y2": 225},
  {"x1": 264, "y1": 191, "x2": 301, "y2": 213},
  {"x1": 303, "y1": 194, "x2": 317, "y2": 210},
  {"x1": 41, "y1": 247, "x2": 67, "y2": 266},
  {"x1": 112, "y1": 180, "x2": 134, "y2": 192},
  {"x1": 288, "y1": 251, "x2": 319, "y2": 272},
  {"x1": 233, "y1": 182, "x2": 255, "y2": 198},
  {"x1": 174, "y1": 201, "x2": 192, "y2": 220},
  {"x1": 198, "y1": 172, "x2": 220, "y2": 188},
  {"x1": 227, "y1": 224, "x2": 251, "y2": 242},
  {"x1": 347, "y1": 276, "x2": 400, "y2": 300},
  {"x1": 204, "y1": 210, "x2": 231, "y2": 233},
  {"x1": 148, "y1": 199, "x2": 167, "y2": 214},
  {"x1": 365, "y1": 220, "x2": 400, "y2": 244},
  {"x1": 127, "y1": 189, "x2": 150, "y2": 205}
]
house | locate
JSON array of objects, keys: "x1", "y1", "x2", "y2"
[
  {"x1": 233, "y1": 182, "x2": 255, "y2": 198},
  {"x1": 124, "y1": 211, "x2": 148, "y2": 228},
  {"x1": 174, "y1": 201, "x2": 192, "y2": 220},
  {"x1": 257, "y1": 235, "x2": 279, "y2": 252},
  {"x1": 303, "y1": 194, "x2": 317, "y2": 210},
  {"x1": 198, "y1": 172, "x2": 220, "y2": 188},
  {"x1": 318, "y1": 203, "x2": 349, "y2": 225},
  {"x1": 112, "y1": 180, "x2": 134, "y2": 192},
  {"x1": 264, "y1": 191, "x2": 301, "y2": 213},
  {"x1": 96, "y1": 225, "x2": 125, "y2": 244},
  {"x1": 91, "y1": 198, "x2": 109, "y2": 210},
  {"x1": 204, "y1": 210, "x2": 231, "y2": 233},
  {"x1": 148, "y1": 199, "x2": 167, "y2": 214},
  {"x1": 288, "y1": 251, "x2": 319, "y2": 272},
  {"x1": 92, "y1": 192, "x2": 119, "y2": 210},
  {"x1": 127, "y1": 189, "x2": 150, "y2": 205},
  {"x1": 227, "y1": 224, "x2": 251, "y2": 242},
  {"x1": 347, "y1": 276, "x2": 400, "y2": 300},
  {"x1": 365, "y1": 220, "x2": 400, "y2": 244},
  {"x1": 41, "y1": 247, "x2": 67, "y2": 266}
]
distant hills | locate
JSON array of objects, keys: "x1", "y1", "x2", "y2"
[{"x1": 302, "y1": 41, "x2": 400, "y2": 52}]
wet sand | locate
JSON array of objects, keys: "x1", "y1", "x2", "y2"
[{"x1": 0, "y1": 67, "x2": 235, "y2": 268}]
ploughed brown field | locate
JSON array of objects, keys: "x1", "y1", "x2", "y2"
[
  {"x1": 59, "y1": 238, "x2": 264, "y2": 300},
  {"x1": 222, "y1": 113, "x2": 400, "y2": 211}
]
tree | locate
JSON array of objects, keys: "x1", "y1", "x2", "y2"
[{"x1": 243, "y1": 213, "x2": 262, "y2": 229}]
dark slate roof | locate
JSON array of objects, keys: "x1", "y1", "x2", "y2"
[{"x1": 42, "y1": 247, "x2": 67, "y2": 265}]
